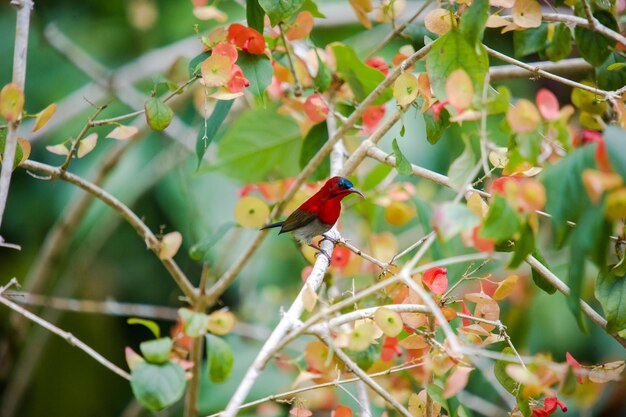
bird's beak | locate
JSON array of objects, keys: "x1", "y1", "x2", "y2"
[{"x1": 349, "y1": 188, "x2": 365, "y2": 198}]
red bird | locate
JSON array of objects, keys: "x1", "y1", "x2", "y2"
[{"x1": 261, "y1": 176, "x2": 363, "y2": 255}]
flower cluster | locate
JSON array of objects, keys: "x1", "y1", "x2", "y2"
[{"x1": 200, "y1": 24, "x2": 267, "y2": 96}]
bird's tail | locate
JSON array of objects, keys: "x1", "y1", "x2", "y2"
[{"x1": 260, "y1": 221, "x2": 284, "y2": 231}]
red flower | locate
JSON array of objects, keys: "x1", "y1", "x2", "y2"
[
  {"x1": 566, "y1": 352, "x2": 583, "y2": 383},
  {"x1": 422, "y1": 267, "x2": 448, "y2": 294},
  {"x1": 362, "y1": 105, "x2": 385, "y2": 134},
  {"x1": 227, "y1": 64, "x2": 250, "y2": 93},
  {"x1": 381, "y1": 337, "x2": 402, "y2": 361},
  {"x1": 431, "y1": 100, "x2": 449, "y2": 121},
  {"x1": 532, "y1": 395, "x2": 567, "y2": 416},
  {"x1": 304, "y1": 94, "x2": 329, "y2": 123},
  {"x1": 365, "y1": 57, "x2": 389, "y2": 75},
  {"x1": 228, "y1": 23, "x2": 266, "y2": 54}
]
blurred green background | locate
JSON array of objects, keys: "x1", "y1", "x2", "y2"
[{"x1": 1, "y1": 1, "x2": 624, "y2": 416}]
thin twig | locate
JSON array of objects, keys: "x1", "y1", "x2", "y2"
[
  {"x1": 278, "y1": 23, "x2": 303, "y2": 97},
  {"x1": 59, "y1": 101, "x2": 110, "y2": 173},
  {"x1": 541, "y1": 13, "x2": 626, "y2": 47},
  {"x1": 0, "y1": 279, "x2": 130, "y2": 380},
  {"x1": 89, "y1": 75, "x2": 199, "y2": 127},
  {"x1": 489, "y1": 58, "x2": 592, "y2": 81},
  {"x1": 485, "y1": 46, "x2": 617, "y2": 100}
]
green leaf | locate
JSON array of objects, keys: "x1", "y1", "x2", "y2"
[
  {"x1": 196, "y1": 99, "x2": 234, "y2": 168},
  {"x1": 246, "y1": 0, "x2": 266, "y2": 32},
  {"x1": 447, "y1": 137, "x2": 476, "y2": 191},
  {"x1": 517, "y1": 390, "x2": 532, "y2": 417},
  {"x1": 530, "y1": 249, "x2": 557, "y2": 294},
  {"x1": 613, "y1": 254, "x2": 626, "y2": 277},
  {"x1": 331, "y1": 43, "x2": 392, "y2": 105},
  {"x1": 574, "y1": 10, "x2": 618, "y2": 66},
  {"x1": 513, "y1": 24, "x2": 548, "y2": 58},
  {"x1": 459, "y1": 0, "x2": 488, "y2": 45},
  {"x1": 301, "y1": 0, "x2": 325, "y2": 18},
  {"x1": 128, "y1": 318, "x2": 161, "y2": 338},
  {"x1": 494, "y1": 347, "x2": 518, "y2": 394},
  {"x1": 425, "y1": 30, "x2": 489, "y2": 104},
  {"x1": 188, "y1": 51, "x2": 211, "y2": 78},
  {"x1": 140, "y1": 337, "x2": 173, "y2": 364},
  {"x1": 424, "y1": 108, "x2": 450, "y2": 145},
  {"x1": 205, "y1": 334, "x2": 234, "y2": 383},
  {"x1": 145, "y1": 98, "x2": 173, "y2": 131},
  {"x1": 545, "y1": 23, "x2": 572, "y2": 62},
  {"x1": 426, "y1": 383, "x2": 449, "y2": 413},
  {"x1": 568, "y1": 200, "x2": 611, "y2": 331},
  {"x1": 541, "y1": 145, "x2": 596, "y2": 244},
  {"x1": 509, "y1": 222, "x2": 535, "y2": 269},
  {"x1": 596, "y1": 267, "x2": 626, "y2": 333},
  {"x1": 259, "y1": 0, "x2": 304, "y2": 26},
  {"x1": 597, "y1": 54, "x2": 626, "y2": 93},
  {"x1": 314, "y1": 49, "x2": 332, "y2": 92},
  {"x1": 206, "y1": 107, "x2": 301, "y2": 182},
  {"x1": 480, "y1": 195, "x2": 521, "y2": 242},
  {"x1": 391, "y1": 138, "x2": 413, "y2": 175},
  {"x1": 0, "y1": 129, "x2": 26, "y2": 170},
  {"x1": 455, "y1": 405, "x2": 471, "y2": 417},
  {"x1": 178, "y1": 308, "x2": 208, "y2": 337},
  {"x1": 130, "y1": 361, "x2": 186, "y2": 412},
  {"x1": 607, "y1": 62, "x2": 626, "y2": 71},
  {"x1": 561, "y1": 366, "x2": 578, "y2": 395},
  {"x1": 486, "y1": 86, "x2": 511, "y2": 115},
  {"x1": 300, "y1": 122, "x2": 330, "y2": 181},
  {"x1": 237, "y1": 53, "x2": 273, "y2": 98},
  {"x1": 604, "y1": 126, "x2": 626, "y2": 180}
]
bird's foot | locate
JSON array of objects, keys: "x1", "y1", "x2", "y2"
[
  {"x1": 309, "y1": 243, "x2": 332, "y2": 263},
  {"x1": 320, "y1": 233, "x2": 339, "y2": 245}
]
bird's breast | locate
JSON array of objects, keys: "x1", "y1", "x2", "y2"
[{"x1": 292, "y1": 218, "x2": 334, "y2": 244}]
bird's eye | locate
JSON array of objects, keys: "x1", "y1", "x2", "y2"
[{"x1": 338, "y1": 178, "x2": 352, "y2": 190}]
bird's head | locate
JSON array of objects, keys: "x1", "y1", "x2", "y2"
[{"x1": 325, "y1": 176, "x2": 364, "y2": 199}]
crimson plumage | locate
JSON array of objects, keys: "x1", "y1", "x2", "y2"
[{"x1": 261, "y1": 176, "x2": 363, "y2": 245}]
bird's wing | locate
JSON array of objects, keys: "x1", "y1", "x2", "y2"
[{"x1": 279, "y1": 209, "x2": 317, "y2": 233}]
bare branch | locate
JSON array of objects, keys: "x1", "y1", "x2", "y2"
[
  {"x1": 0, "y1": 0, "x2": 34, "y2": 234},
  {"x1": 19, "y1": 160, "x2": 197, "y2": 302},
  {"x1": 485, "y1": 46, "x2": 616, "y2": 99},
  {"x1": 489, "y1": 58, "x2": 592, "y2": 81},
  {"x1": 0, "y1": 279, "x2": 130, "y2": 381}
]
